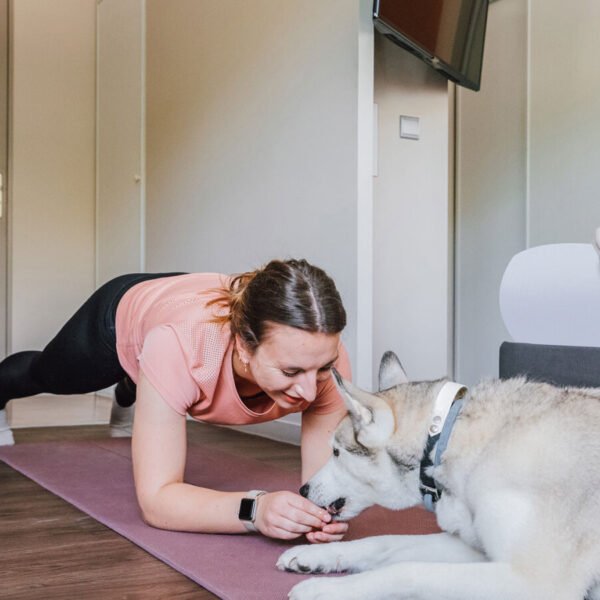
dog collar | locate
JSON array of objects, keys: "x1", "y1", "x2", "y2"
[{"x1": 419, "y1": 381, "x2": 467, "y2": 512}]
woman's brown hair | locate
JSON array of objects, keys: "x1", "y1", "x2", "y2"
[{"x1": 208, "y1": 259, "x2": 346, "y2": 350}]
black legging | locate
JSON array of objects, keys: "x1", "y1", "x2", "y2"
[{"x1": 0, "y1": 272, "x2": 185, "y2": 410}]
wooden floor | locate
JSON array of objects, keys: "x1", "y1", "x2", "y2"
[{"x1": 0, "y1": 422, "x2": 302, "y2": 599}]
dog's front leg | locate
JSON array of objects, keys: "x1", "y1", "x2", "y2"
[
  {"x1": 278, "y1": 532, "x2": 484, "y2": 575},
  {"x1": 365, "y1": 532, "x2": 486, "y2": 566},
  {"x1": 288, "y1": 561, "x2": 561, "y2": 600}
]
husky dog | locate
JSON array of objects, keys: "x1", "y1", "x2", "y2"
[{"x1": 277, "y1": 352, "x2": 600, "y2": 600}]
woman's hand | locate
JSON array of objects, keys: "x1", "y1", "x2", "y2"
[
  {"x1": 253, "y1": 491, "x2": 332, "y2": 540},
  {"x1": 305, "y1": 520, "x2": 349, "y2": 543}
]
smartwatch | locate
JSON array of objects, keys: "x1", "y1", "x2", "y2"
[{"x1": 238, "y1": 490, "x2": 267, "y2": 532}]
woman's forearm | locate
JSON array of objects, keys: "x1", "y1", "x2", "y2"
[{"x1": 138, "y1": 483, "x2": 251, "y2": 533}]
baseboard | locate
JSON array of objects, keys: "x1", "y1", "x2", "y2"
[{"x1": 9, "y1": 394, "x2": 112, "y2": 428}]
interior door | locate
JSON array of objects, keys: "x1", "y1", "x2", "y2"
[{"x1": 0, "y1": 0, "x2": 8, "y2": 357}]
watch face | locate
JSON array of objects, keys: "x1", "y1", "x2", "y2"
[{"x1": 238, "y1": 497, "x2": 256, "y2": 521}]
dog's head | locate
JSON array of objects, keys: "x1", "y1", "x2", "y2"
[{"x1": 300, "y1": 351, "x2": 427, "y2": 520}]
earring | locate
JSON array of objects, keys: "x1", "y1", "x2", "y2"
[{"x1": 237, "y1": 348, "x2": 249, "y2": 374}]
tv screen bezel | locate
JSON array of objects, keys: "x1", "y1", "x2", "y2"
[{"x1": 372, "y1": 0, "x2": 488, "y2": 92}]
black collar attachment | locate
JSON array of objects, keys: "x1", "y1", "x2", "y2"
[{"x1": 419, "y1": 433, "x2": 442, "y2": 504}]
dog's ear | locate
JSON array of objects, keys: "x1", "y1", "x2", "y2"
[
  {"x1": 332, "y1": 369, "x2": 394, "y2": 447},
  {"x1": 378, "y1": 351, "x2": 409, "y2": 391}
]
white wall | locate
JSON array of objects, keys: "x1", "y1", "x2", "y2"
[
  {"x1": 455, "y1": 0, "x2": 528, "y2": 384},
  {"x1": 455, "y1": 0, "x2": 600, "y2": 384},
  {"x1": 373, "y1": 33, "x2": 452, "y2": 383},
  {"x1": 10, "y1": 0, "x2": 96, "y2": 352},
  {"x1": 528, "y1": 0, "x2": 600, "y2": 246},
  {"x1": 145, "y1": 0, "x2": 371, "y2": 373}
]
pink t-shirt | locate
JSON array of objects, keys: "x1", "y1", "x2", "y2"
[{"x1": 115, "y1": 273, "x2": 351, "y2": 425}]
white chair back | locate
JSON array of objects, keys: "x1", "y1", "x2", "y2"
[{"x1": 499, "y1": 229, "x2": 600, "y2": 347}]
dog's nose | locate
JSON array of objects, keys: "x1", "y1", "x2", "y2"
[
  {"x1": 299, "y1": 483, "x2": 310, "y2": 498},
  {"x1": 330, "y1": 497, "x2": 346, "y2": 513}
]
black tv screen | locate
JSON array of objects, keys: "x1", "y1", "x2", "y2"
[{"x1": 373, "y1": 0, "x2": 489, "y2": 91}]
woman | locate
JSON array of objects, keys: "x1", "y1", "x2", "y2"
[{"x1": 0, "y1": 259, "x2": 350, "y2": 542}]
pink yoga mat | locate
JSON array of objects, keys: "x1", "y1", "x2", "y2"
[{"x1": 0, "y1": 439, "x2": 439, "y2": 599}]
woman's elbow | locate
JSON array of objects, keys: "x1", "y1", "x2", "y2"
[
  {"x1": 139, "y1": 507, "x2": 161, "y2": 528},
  {"x1": 136, "y1": 492, "x2": 167, "y2": 529}
]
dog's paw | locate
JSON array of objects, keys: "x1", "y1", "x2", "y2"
[
  {"x1": 288, "y1": 577, "x2": 343, "y2": 600},
  {"x1": 277, "y1": 544, "x2": 345, "y2": 574}
]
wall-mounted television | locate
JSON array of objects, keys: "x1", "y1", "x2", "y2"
[{"x1": 373, "y1": 0, "x2": 489, "y2": 91}]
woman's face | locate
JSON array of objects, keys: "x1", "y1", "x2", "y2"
[{"x1": 239, "y1": 324, "x2": 341, "y2": 410}]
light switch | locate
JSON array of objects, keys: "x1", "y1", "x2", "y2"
[{"x1": 400, "y1": 115, "x2": 420, "y2": 140}]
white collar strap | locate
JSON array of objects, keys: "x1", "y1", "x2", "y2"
[{"x1": 428, "y1": 382, "x2": 468, "y2": 436}]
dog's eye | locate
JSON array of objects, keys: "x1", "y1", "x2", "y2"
[{"x1": 333, "y1": 448, "x2": 340, "y2": 457}]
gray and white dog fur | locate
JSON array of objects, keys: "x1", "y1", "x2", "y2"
[{"x1": 277, "y1": 351, "x2": 600, "y2": 600}]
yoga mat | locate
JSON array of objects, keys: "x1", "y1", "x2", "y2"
[{"x1": 0, "y1": 439, "x2": 440, "y2": 599}]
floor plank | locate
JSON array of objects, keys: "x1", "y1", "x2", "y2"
[{"x1": 0, "y1": 422, "x2": 301, "y2": 599}]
